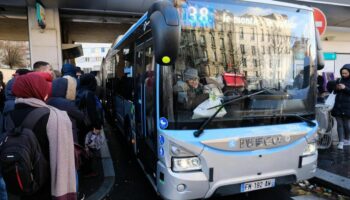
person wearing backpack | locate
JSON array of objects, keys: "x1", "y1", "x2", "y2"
[{"x1": 1, "y1": 73, "x2": 77, "y2": 199}]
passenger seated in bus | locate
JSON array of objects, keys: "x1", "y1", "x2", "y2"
[{"x1": 174, "y1": 67, "x2": 209, "y2": 110}]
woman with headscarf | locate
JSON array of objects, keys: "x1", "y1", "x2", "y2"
[{"x1": 10, "y1": 73, "x2": 76, "y2": 199}]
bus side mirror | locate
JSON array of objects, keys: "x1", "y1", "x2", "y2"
[
  {"x1": 316, "y1": 29, "x2": 324, "y2": 70},
  {"x1": 148, "y1": 1, "x2": 180, "y2": 65}
]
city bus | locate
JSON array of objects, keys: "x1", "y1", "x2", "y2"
[{"x1": 101, "y1": 0, "x2": 324, "y2": 199}]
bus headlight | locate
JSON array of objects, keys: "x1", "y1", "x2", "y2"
[
  {"x1": 303, "y1": 142, "x2": 317, "y2": 156},
  {"x1": 172, "y1": 157, "x2": 202, "y2": 172}
]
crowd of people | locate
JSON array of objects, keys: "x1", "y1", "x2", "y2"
[{"x1": 0, "y1": 61, "x2": 104, "y2": 200}]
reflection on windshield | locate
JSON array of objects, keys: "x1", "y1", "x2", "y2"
[{"x1": 160, "y1": 1, "x2": 317, "y2": 129}]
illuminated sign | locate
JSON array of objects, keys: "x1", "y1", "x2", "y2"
[
  {"x1": 36, "y1": 1, "x2": 46, "y2": 29},
  {"x1": 181, "y1": 3, "x2": 215, "y2": 28},
  {"x1": 323, "y1": 52, "x2": 336, "y2": 60}
]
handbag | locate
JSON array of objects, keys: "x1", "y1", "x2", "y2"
[
  {"x1": 325, "y1": 92, "x2": 336, "y2": 111},
  {"x1": 85, "y1": 131, "x2": 105, "y2": 150}
]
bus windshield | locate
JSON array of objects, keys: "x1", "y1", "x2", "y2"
[{"x1": 160, "y1": 0, "x2": 317, "y2": 129}]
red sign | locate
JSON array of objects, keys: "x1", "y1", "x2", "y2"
[{"x1": 313, "y1": 7, "x2": 327, "y2": 36}]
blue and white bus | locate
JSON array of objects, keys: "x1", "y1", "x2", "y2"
[{"x1": 101, "y1": 0, "x2": 324, "y2": 199}]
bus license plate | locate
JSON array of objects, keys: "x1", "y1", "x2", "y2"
[{"x1": 240, "y1": 179, "x2": 275, "y2": 192}]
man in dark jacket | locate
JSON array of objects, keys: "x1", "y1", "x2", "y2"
[{"x1": 329, "y1": 64, "x2": 350, "y2": 150}]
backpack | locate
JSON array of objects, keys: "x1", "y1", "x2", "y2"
[{"x1": 0, "y1": 107, "x2": 50, "y2": 196}]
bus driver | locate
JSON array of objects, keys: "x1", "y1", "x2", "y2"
[{"x1": 174, "y1": 67, "x2": 209, "y2": 110}]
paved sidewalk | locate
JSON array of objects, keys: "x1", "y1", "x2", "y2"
[
  {"x1": 82, "y1": 129, "x2": 115, "y2": 200},
  {"x1": 315, "y1": 145, "x2": 350, "y2": 196}
]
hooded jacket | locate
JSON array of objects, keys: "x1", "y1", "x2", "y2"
[
  {"x1": 47, "y1": 77, "x2": 83, "y2": 143},
  {"x1": 61, "y1": 64, "x2": 77, "y2": 78},
  {"x1": 76, "y1": 74, "x2": 102, "y2": 130},
  {"x1": 332, "y1": 64, "x2": 350, "y2": 117}
]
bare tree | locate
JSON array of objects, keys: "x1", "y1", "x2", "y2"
[{"x1": 0, "y1": 41, "x2": 25, "y2": 69}]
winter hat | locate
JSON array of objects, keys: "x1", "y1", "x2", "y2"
[{"x1": 184, "y1": 67, "x2": 199, "y2": 81}]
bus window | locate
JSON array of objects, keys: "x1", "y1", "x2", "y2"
[{"x1": 145, "y1": 46, "x2": 156, "y2": 142}]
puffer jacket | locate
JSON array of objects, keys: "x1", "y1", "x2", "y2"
[
  {"x1": 47, "y1": 77, "x2": 83, "y2": 143},
  {"x1": 332, "y1": 64, "x2": 350, "y2": 117}
]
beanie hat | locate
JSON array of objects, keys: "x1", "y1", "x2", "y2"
[{"x1": 184, "y1": 68, "x2": 199, "y2": 81}]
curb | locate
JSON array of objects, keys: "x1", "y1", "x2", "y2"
[
  {"x1": 86, "y1": 129, "x2": 115, "y2": 200},
  {"x1": 312, "y1": 168, "x2": 350, "y2": 196}
]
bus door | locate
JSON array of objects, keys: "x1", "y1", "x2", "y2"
[{"x1": 134, "y1": 40, "x2": 158, "y2": 178}]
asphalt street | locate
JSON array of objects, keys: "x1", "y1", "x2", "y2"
[{"x1": 104, "y1": 124, "x2": 297, "y2": 200}]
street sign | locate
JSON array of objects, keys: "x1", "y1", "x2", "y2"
[
  {"x1": 324, "y1": 52, "x2": 336, "y2": 60},
  {"x1": 313, "y1": 7, "x2": 327, "y2": 36}
]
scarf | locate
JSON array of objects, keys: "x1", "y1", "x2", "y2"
[{"x1": 15, "y1": 98, "x2": 77, "y2": 200}]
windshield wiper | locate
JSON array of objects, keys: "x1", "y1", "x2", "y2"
[
  {"x1": 193, "y1": 89, "x2": 268, "y2": 137},
  {"x1": 277, "y1": 114, "x2": 316, "y2": 127}
]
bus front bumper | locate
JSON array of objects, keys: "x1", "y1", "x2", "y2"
[{"x1": 156, "y1": 152, "x2": 317, "y2": 200}]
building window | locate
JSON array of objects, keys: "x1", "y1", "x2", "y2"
[
  {"x1": 254, "y1": 59, "x2": 258, "y2": 68},
  {"x1": 200, "y1": 35, "x2": 206, "y2": 45},
  {"x1": 212, "y1": 51, "x2": 217, "y2": 61},
  {"x1": 192, "y1": 31, "x2": 197, "y2": 42},
  {"x1": 85, "y1": 57, "x2": 90, "y2": 62},
  {"x1": 256, "y1": 71, "x2": 259, "y2": 77},
  {"x1": 251, "y1": 28, "x2": 255, "y2": 40},
  {"x1": 101, "y1": 48, "x2": 105, "y2": 53},
  {"x1": 244, "y1": 70, "x2": 247, "y2": 77},
  {"x1": 211, "y1": 35, "x2": 215, "y2": 47},
  {"x1": 252, "y1": 46, "x2": 256, "y2": 55},
  {"x1": 240, "y1": 27, "x2": 244, "y2": 39},
  {"x1": 242, "y1": 58, "x2": 247, "y2": 67},
  {"x1": 240, "y1": 44, "x2": 245, "y2": 54},
  {"x1": 222, "y1": 53, "x2": 227, "y2": 66},
  {"x1": 220, "y1": 38, "x2": 225, "y2": 49},
  {"x1": 261, "y1": 29, "x2": 264, "y2": 41},
  {"x1": 262, "y1": 46, "x2": 265, "y2": 54},
  {"x1": 268, "y1": 47, "x2": 271, "y2": 55}
]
